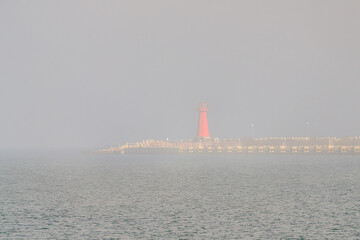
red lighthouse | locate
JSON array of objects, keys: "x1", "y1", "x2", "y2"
[{"x1": 197, "y1": 103, "x2": 210, "y2": 140}]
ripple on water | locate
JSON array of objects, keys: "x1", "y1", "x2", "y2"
[{"x1": 0, "y1": 154, "x2": 359, "y2": 239}]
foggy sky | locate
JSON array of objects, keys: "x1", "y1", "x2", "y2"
[{"x1": 1, "y1": 0, "x2": 360, "y2": 150}]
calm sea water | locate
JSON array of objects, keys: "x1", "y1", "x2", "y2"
[{"x1": 0, "y1": 152, "x2": 359, "y2": 239}]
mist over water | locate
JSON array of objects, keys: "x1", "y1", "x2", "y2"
[
  {"x1": 1, "y1": 153, "x2": 359, "y2": 239},
  {"x1": 1, "y1": 1, "x2": 360, "y2": 239},
  {"x1": 1, "y1": 1, "x2": 360, "y2": 150}
]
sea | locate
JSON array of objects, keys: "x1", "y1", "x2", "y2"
[{"x1": 0, "y1": 152, "x2": 359, "y2": 239}]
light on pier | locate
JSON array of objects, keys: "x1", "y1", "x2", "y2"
[{"x1": 197, "y1": 103, "x2": 210, "y2": 140}]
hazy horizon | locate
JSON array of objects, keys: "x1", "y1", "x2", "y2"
[{"x1": 1, "y1": 0, "x2": 360, "y2": 150}]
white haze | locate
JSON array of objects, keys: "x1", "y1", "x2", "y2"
[{"x1": 0, "y1": 0, "x2": 360, "y2": 150}]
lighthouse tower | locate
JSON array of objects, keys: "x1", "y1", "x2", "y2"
[{"x1": 197, "y1": 103, "x2": 210, "y2": 140}]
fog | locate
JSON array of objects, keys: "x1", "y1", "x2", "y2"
[{"x1": 1, "y1": 0, "x2": 360, "y2": 150}]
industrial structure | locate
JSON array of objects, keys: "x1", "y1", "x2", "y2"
[{"x1": 98, "y1": 103, "x2": 360, "y2": 155}]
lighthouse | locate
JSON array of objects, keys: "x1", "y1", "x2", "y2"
[{"x1": 197, "y1": 103, "x2": 210, "y2": 140}]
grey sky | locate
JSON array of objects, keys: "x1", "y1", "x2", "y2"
[{"x1": 1, "y1": 0, "x2": 360, "y2": 150}]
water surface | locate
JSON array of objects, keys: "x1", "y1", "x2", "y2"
[{"x1": 1, "y1": 152, "x2": 359, "y2": 239}]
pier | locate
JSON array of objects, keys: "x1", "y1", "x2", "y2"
[
  {"x1": 98, "y1": 137, "x2": 360, "y2": 155},
  {"x1": 97, "y1": 103, "x2": 360, "y2": 155}
]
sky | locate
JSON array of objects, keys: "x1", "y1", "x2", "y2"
[{"x1": 1, "y1": 0, "x2": 360, "y2": 150}]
